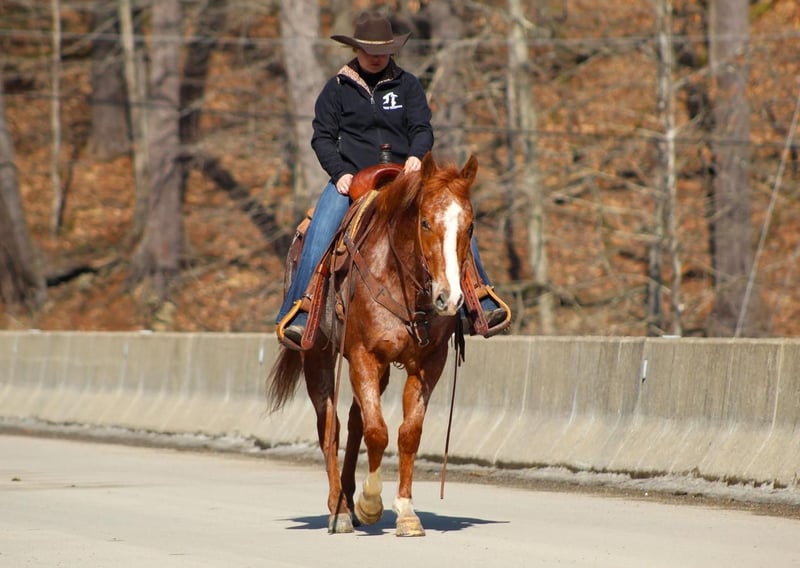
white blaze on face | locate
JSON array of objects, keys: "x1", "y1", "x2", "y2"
[{"x1": 434, "y1": 200, "x2": 465, "y2": 314}]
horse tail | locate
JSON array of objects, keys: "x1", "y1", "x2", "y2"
[{"x1": 267, "y1": 347, "x2": 303, "y2": 412}]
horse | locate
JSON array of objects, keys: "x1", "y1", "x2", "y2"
[{"x1": 268, "y1": 152, "x2": 477, "y2": 536}]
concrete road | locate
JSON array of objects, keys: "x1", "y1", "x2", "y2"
[{"x1": 1, "y1": 435, "x2": 798, "y2": 568}]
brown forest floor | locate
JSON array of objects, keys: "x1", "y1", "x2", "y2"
[{"x1": 4, "y1": 2, "x2": 800, "y2": 337}]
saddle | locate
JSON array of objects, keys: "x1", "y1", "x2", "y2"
[
  {"x1": 276, "y1": 163, "x2": 510, "y2": 350},
  {"x1": 277, "y1": 164, "x2": 401, "y2": 350}
]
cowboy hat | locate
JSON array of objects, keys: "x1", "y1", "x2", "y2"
[{"x1": 331, "y1": 12, "x2": 410, "y2": 56}]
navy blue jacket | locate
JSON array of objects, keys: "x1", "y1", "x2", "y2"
[{"x1": 311, "y1": 59, "x2": 434, "y2": 185}]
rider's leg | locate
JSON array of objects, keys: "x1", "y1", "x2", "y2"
[{"x1": 276, "y1": 182, "x2": 350, "y2": 334}]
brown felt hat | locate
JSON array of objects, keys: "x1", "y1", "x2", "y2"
[{"x1": 331, "y1": 12, "x2": 410, "y2": 56}]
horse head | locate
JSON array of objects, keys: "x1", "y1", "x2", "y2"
[{"x1": 418, "y1": 152, "x2": 477, "y2": 316}]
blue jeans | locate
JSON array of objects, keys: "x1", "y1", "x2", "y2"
[
  {"x1": 276, "y1": 182, "x2": 351, "y2": 324},
  {"x1": 275, "y1": 181, "x2": 496, "y2": 324},
  {"x1": 471, "y1": 238, "x2": 491, "y2": 284}
]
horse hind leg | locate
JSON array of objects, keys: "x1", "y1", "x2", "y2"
[
  {"x1": 304, "y1": 347, "x2": 353, "y2": 534},
  {"x1": 341, "y1": 399, "x2": 363, "y2": 525},
  {"x1": 324, "y1": 402, "x2": 353, "y2": 535},
  {"x1": 321, "y1": 398, "x2": 354, "y2": 534}
]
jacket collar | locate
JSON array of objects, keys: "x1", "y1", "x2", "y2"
[{"x1": 338, "y1": 58, "x2": 401, "y2": 94}]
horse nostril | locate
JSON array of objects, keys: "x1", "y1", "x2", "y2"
[
  {"x1": 435, "y1": 292, "x2": 449, "y2": 311},
  {"x1": 455, "y1": 293, "x2": 464, "y2": 310}
]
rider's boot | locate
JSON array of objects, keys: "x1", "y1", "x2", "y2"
[
  {"x1": 282, "y1": 309, "x2": 308, "y2": 348},
  {"x1": 276, "y1": 299, "x2": 309, "y2": 351},
  {"x1": 276, "y1": 268, "x2": 326, "y2": 351},
  {"x1": 481, "y1": 294, "x2": 509, "y2": 329}
]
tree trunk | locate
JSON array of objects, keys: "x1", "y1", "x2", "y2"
[
  {"x1": 327, "y1": 0, "x2": 353, "y2": 57},
  {"x1": 119, "y1": 0, "x2": 149, "y2": 239},
  {"x1": 0, "y1": 83, "x2": 46, "y2": 308},
  {"x1": 129, "y1": 0, "x2": 185, "y2": 303},
  {"x1": 280, "y1": 0, "x2": 328, "y2": 216},
  {"x1": 651, "y1": 0, "x2": 681, "y2": 336},
  {"x1": 707, "y1": 0, "x2": 760, "y2": 336},
  {"x1": 425, "y1": 1, "x2": 466, "y2": 163},
  {"x1": 508, "y1": 0, "x2": 554, "y2": 334},
  {"x1": 50, "y1": 0, "x2": 64, "y2": 235},
  {"x1": 180, "y1": 0, "x2": 227, "y2": 145},
  {"x1": 88, "y1": 0, "x2": 131, "y2": 161}
]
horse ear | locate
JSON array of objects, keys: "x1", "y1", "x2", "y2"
[
  {"x1": 421, "y1": 152, "x2": 437, "y2": 179},
  {"x1": 461, "y1": 155, "x2": 478, "y2": 183}
]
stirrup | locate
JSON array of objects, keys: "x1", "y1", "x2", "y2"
[
  {"x1": 462, "y1": 286, "x2": 511, "y2": 338},
  {"x1": 480, "y1": 287, "x2": 511, "y2": 337},
  {"x1": 276, "y1": 300, "x2": 308, "y2": 351}
]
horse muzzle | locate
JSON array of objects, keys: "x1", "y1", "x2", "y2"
[{"x1": 432, "y1": 288, "x2": 464, "y2": 316}]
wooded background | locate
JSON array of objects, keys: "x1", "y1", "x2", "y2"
[{"x1": 1, "y1": 0, "x2": 799, "y2": 337}]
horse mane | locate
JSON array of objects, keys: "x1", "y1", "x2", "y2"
[{"x1": 371, "y1": 161, "x2": 470, "y2": 232}]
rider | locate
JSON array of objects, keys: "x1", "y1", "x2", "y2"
[{"x1": 275, "y1": 11, "x2": 508, "y2": 349}]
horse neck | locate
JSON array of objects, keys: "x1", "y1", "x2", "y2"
[
  {"x1": 365, "y1": 198, "x2": 426, "y2": 292},
  {"x1": 387, "y1": 206, "x2": 424, "y2": 277}
]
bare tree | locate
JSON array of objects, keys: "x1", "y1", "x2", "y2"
[
  {"x1": 507, "y1": 0, "x2": 554, "y2": 334},
  {"x1": 280, "y1": 0, "x2": 327, "y2": 215},
  {"x1": 327, "y1": 0, "x2": 353, "y2": 50},
  {"x1": 88, "y1": 0, "x2": 131, "y2": 161},
  {"x1": 50, "y1": 0, "x2": 64, "y2": 235},
  {"x1": 129, "y1": 0, "x2": 185, "y2": 303},
  {"x1": 707, "y1": 0, "x2": 760, "y2": 336},
  {"x1": 180, "y1": 0, "x2": 227, "y2": 144},
  {"x1": 0, "y1": 82, "x2": 46, "y2": 308},
  {"x1": 650, "y1": 0, "x2": 681, "y2": 336},
  {"x1": 424, "y1": 1, "x2": 467, "y2": 163},
  {"x1": 119, "y1": 0, "x2": 149, "y2": 238}
]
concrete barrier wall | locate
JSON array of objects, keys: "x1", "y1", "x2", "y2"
[{"x1": 1, "y1": 331, "x2": 798, "y2": 487}]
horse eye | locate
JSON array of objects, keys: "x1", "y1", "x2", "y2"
[{"x1": 421, "y1": 219, "x2": 431, "y2": 231}]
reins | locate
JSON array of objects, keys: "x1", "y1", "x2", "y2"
[
  {"x1": 327, "y1": 251, "x2": 354, "y2": 484},
  {"x1": 440, "y1": 318, "x2": 465, "y2": 499}
]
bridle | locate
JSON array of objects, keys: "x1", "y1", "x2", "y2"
[{"x1": 343, "y1": 203, "x2": 437, "y2": 346}]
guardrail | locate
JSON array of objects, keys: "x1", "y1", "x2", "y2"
[{"x1": 1, "y1": 331, "x2": 798, "y2": 487}]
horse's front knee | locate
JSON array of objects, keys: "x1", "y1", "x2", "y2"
[
  {"x1": 362, "y1": 422, "x2": 389, "y2": 454},
  {"x1": 397, "y1": 421, "x2": 423, "y2": 455}
]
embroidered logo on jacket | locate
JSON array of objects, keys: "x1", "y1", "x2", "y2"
[{"x1": 382, "y1": 92, "x2": 403, "y2": 110}]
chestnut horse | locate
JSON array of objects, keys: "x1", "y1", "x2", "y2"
[{"x1": 268, "y1": 153, "x2": 477, "y2": 536}]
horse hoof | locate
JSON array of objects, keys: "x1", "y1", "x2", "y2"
[
  {"x1": 395, "y1": 515, "x2": 425, "y2": 537},
  {"x1": 354, "y1": 496, "x2": 384, "y2": 526},
  {"x1": 328, "y1": 513, "x2": 354, "y2": 534}
]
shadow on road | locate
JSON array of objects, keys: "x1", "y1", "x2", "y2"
[{"x1": 284, "y1": 511, "x2": 507, "y2": 535}]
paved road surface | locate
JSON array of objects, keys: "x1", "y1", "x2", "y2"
[{"x1": 1, "y1": 434, "x2": 799, "y2": 568}]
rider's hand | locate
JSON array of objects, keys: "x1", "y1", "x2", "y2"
[
  {"x1": 336, "y1": 174, "x2": 353, "y2": 195},
  {"x1": 404, "y1": 156, "x2": 421, "y2": 174}
]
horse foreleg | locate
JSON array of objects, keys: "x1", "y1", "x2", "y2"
[
  {"x1": 394, "y1": 368, "x2": 438, "y2": 537},
  {"x1": 355, "y1": 467, "x2": 384, "y2": 525},
  {"x1": 350, "y1": 357, "x2": 389, "y2": 526}
]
